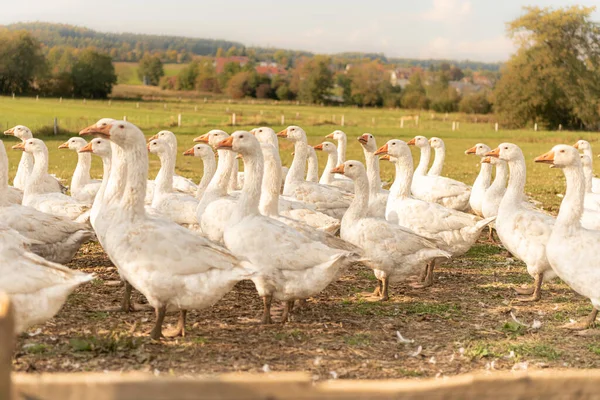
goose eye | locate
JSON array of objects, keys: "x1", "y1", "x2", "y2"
[
  {"x1": 119, "y1": 124, "x2": 124, "y2": 129},
  {"x1": 504, "y1": 146, "x2": 508, "y2": 150},
  {"x1": 240, "y1": 135, "x2": 244, "y2": 139},
  {"x1": 560, "y1": 150, "x2": 565, "y2": 153}
]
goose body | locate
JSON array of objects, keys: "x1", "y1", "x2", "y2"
[
  {"x1": 465, "y1": 143, "x2": 492, "y2": 216},
  {"x1": 59, "y1": 137, "x2": 101, "y2": 203},
  {"x1": 314, "y1": 141, "x2": 355, "y2": 192}
]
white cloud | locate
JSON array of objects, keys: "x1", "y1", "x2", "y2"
[
  {"x1": 421, "y1": 0, "x2": 472, "y2": 22},
  {"x1": 421, "y1": 35, "x2": 515, "y2": 62}
]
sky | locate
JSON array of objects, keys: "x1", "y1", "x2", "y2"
[{"x1": 1, "y1": 0, "x2": 599, "y2": 62}]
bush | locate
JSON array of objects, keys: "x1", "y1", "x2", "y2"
[
  {"x1": 401, "y1": 92, "x2": 429, "y2": 110},
  {"x1": 71, "y1": 50, "x2": 117, "y2": 98},
  {"x1": 255, "y1": 82, "x2": 273, "y2": 99},
  {"x1": 459, "y1": 93, "x2": 492, "y2": 114}
]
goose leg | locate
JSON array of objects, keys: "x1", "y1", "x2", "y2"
[
  {"x1": 121, "y1": 281, "x2": 133, "y2": 312},
  {"x1": 561, "y1": 308, "x2": 598, "y2": 330},
  {"x1": 378, "y1": 276, "x2": 390, "y2": 301},
  {"x1": 164, "y1": 310, "x2": 187, "y2": 337},
  {"x1": 261, "y1": 295, "x2": 273, "y2": 325},
  {"x1": 412, "y1": 261, "x2": 435, "y2": 289},
  {"x1": 150, "y1": 305, "x2": 167, "y2": 340},
  {"x1": 517, "y1": 274, "x2": 543, "y2": 302},
  {"x1": 487, "y1": 227, "x2": 497, "y2": 244},
  {"x1": 295, "y1": 299, "x2": 307, "y2": 309},
  {"x1": 373, "y1": 280, "x2": 382, "y2": 296},
  {"x1": 280, "y1": 300, "x2": 295, "y2": 324}
]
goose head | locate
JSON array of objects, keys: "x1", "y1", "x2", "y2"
[
  {"x1": 148, "y1": 130, "x2": 176, "y2": 144},
  {"x1": 58, "y1": 137, "x2": 87, "y2": 152},
  {"x1": 407, "y1": 135, "x2": 429, "y2": 148},
  {"x1": 251, "y1": 127, "x2": 278, "y2": 146},
  {"x1": 535, "y1": 145, "x2": 581, "y2": 169},
  {"x1": 580, "y1": 154, "x2": 593, "y2": 169},
  {"x1": 80, "y1": 120, "x2": 144, "y2": 149},
  {"x1": 194, "y1": 130, "x2": 229, "y2": 148},
  {"x1": 358, "y1": 133, "x2": 377, "y2": 152},
  {"x1": 485, "y1": 143, "x2": 523, "y2": 163},
  {"x1": 79, "y1": 138, "x2": 111, "y2": 158},
  {"x1": 330, "y1": 160, "x2": 366, "y2": 180},
  {"x1": 216, "y1": 130, "x2": 259, "y2": 157},
  {"x1": 147, "y1": 138, "x2": 168, "y2": 155},
  {"x1": 465, "y1": 143, "x2": 491, "y2": 157},
  {"x1": 184, "y1": 143, "x2": 214, "y2": 159},
  {"x1": 573, "y1": 140, "x2": 591, "y2": 152},
  {"x1": 79, "y1": 118, "x2": 117, "y2": 138},
  {"x1": 277, "y1": 126, "x2": 306, "y2": 142},
  {"x1": 326, "y1": 130, "x2": 346, "y2": 141},
  {"x1": 429, "y1": 137, "x2": 445, "y2": 150},
  {"x1": 4, "y1": 125, "x2": 33, "y2": 140},
  {"x1": 313, "y1": 141, "x2": 337, "y2": 155},
  {"x1": 375, "y1": 139, "x2": 412, "y2": 163},
  {"x1": 15, "y1": 138, "x2": 47, "y2": 155}
]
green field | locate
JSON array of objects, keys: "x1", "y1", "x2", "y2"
[
  {"x1": 114, "y1": 62, "x2": 189, "y2": 85},
  {"x1": 2, "y1": 96, "x2": 596, "y2": 211}
]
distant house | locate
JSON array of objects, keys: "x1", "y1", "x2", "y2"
[
  {"x1": 450, "y1": 81, "x2": 482, "y2": 95},
  {"x1": 255, "y1": 62, "x2": 287, "y2": 77},
  {"x1": 214, "y1": 56, "x2": 249, "y2": 74},
  {"x1": 390, "y1": 66, "x2": 423, "y2": 87},
  {"x1": 472, "y1": 72, "x2": 494, "y2": 87}
]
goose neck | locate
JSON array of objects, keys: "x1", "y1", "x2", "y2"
[
  {"x1": 489, "y1": 161, "x2": 508, "y2": 193},
  {"x1": 390, "y1": 159, "x2": 413, "y2": 200},
  {"x1": 120, "y1": 137, "x2": 148, "y2": 215},
  {"x1": 319, "y1": 152, "x2": 337, "y2": 185},
  {"x1": 25, "y1": 149, "x2": 49, "y2": 196},
  {"x1": 231, "y1": 148, "x2": 263, "y2": 224},
  {"x1": 473, "y1": 162, "x2": 493, "y2": 189},
  {"x1": 582, "y1": 162, "x2": 593, "y2": 193},
  {"x1": 72, "y1": 152, "x2": 92, "y2": 190},
  {"x1": 259, "y1": 148, "x2": 282, "y2": 217},
  {"x1": 428, "y1": 146, "x2": 445, "y2": 176},
  {"x1": 363, "y1": 148, "x2": 382, "y2": 195},
  {"x1": 103, "y1": 143, "x2": 127, "y2": 209},
  {"x1": 414, "y1": 146, "x2": 430, "y2": 176},
  {"x1": 284, "y1": 140, "x2": 307, "y2": 194},
  {"x1": 503, "y1": 157, "x2": 526, "y2": 208},
  {"x1": 558, "y1": 164, "x2": 585, "y2": 230},
  {"x1": 337, "y1": 137, "x2": 347, "y2": 164},
  {"x1": 343, "y1": 173, "x2": 369, "y2": 227},
  {"x1": 154, "y1": 150, "x2": 175, "y2": 194},
  {"x1": 196, "y1": 153, "x2": 216, "y2": 199}
]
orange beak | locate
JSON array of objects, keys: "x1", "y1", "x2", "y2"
[
  {"x1": 3, "y1": 128, "x2": 14, "y2": 136},
  {"x1": 481, "y1": 157, "x2": 491, "y2": 164},
  {"x1": 325, "y1": 133, "x2": 335, "y2": 139},
  {"x1": 236, "y1": 153, "x2": 242, "y2": 159},
  {"x1": 407, "y1": 138, "x2": 416, "y2": 146},
  {"x1": 148, "y1": 134, "x2": 158, "y2": 142},
  {"x1": 194, "y1": 134, "x2": 209, "y2": 143},
  {"x1": 12, "y1": 142, "x2": 25, "y2": 151},
  {"x1": 534, "y1": 151, "x2": 555, "y2": 166},
  {"x1": 331, "y1": 165, "x2": 345, "y2": 174},
  {"x1": 250, "y1": 129, "x2": 256, "y2": 135},
  {"x1": 216, "y1": 136, "x2": 234, "y2": 149},
  {"x1": 313, "y1": 143, "x2": 324, "y2": 151},
  {"x1": 79, "y1": 142, "x2": 94, "y2": 153},
  {"x1": 358, "y1": 134, "x2": 369, "y2": 144},
  {"x1": 573, "y1": 142, "x2": 580, "y2": 149},
  {"x1": 58, "y1": 142, "x2": 69, "y2": 149},
  {"x1": 147, "y1": 142, "x2": 152, "y2": 151},
  {"x1": 485, "y1": 148, "x2": 500, "y2": 158},
  {"x1": 379, "y1": 154, "x2": 391, "y2": 161},
  {"x1": 374, "y1": 143, "x2": 389, "y2": 156},
  {"x1": 465, "y1": 146, "x2": 477, "y2": 155},
  {"x1": 276, "y1": 129, "x2": 288, "y2": 138},
  {"x1": 183, "y1": 147, "x2": 195, "y2": 156},
  {"x1": 80, "y1": 123, "x2": 111, "y2": 137}
]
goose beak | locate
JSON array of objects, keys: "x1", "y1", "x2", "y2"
[
  {"x1": 12, "y1": 142, "x2": 25, "y2": 151},
  {"x1": 465, "y1": 146, "x2": 477, "y2": 155},
  {"x1": 183, "y1": 147, "x2": 195, "y2": 156},
  {"x1": 313, "y1": 143, "x2": 324, "y2": 151},
  {"x1": 148, "y1": 134, "x2": 158, "y2": 142},
  {"x1": 194, "y1": 134, "x2": 209, "y2": 143},
  {"x1": 379, "y1": 154, "x2": 391, "y2": 161},
  {"x1": 79, "y1": 123, "x2": 111, "y2": 137},
  {"x1": 79, "y1": 142, "x2": 94, "y2": 153},
  {"x1": 236, "y1": 153, "x2": 242, "y2": 159},
  {"x1": 573, "y1": 142, "x2": 580, "y2": 149},
  {"x1": 481, "y1": 157, "x2": 492, "y2": 164},
  {"x1": 276, "y1": 129, "x2": 288, "y2": 138},
  {"x1": 147, "y1": 142, "x2": 152, "y2": 151},
  {"x1": 325, "y1": 133, "x2": 334, "y2": 139},
  {"x1": 331, "y1": 165, "x2": 345, "y2": 174},
  {"x1": 374, "y1": 143, "x2": 389, "y2": 156},
  {"x1": 58, "y1": 142, "x2": 69, "y2": 149},
  {"x1": 407, "y1": 138, "x2": 416, "y2": 146},
  {"x1": 216, "y1": 136, "x2": 234, "y2": 149},
  {"x1": 358, "y1": 134, "x2": 369, "y2": 144},
  {"x1": 534, "y1": 151, "x2": 556, "y2": 167},
  {"x1": 249, "y1": 129, "x2": 257, "y2": 135},
  {"x1": 3, "y1": 128, "x2": 14, "y2": 136},
  {"x1": 485, "y1": 148, "x2": 500, "y2": 158}
]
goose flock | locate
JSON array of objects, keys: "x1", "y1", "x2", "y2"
[{"x1": 1, "y1": 121, "x2": 599, "y2": 342}]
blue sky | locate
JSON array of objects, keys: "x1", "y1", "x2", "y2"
[{"x1": 2, "y1": 0, "x2": 599, "y2": 62}]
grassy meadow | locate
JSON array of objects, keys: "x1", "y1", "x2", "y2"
[
  {"x1": 114, "y1": 62, "x2": 189, "y2": 85},
  {"x1": 1, "y1": 96, "x2": 596, "y2": 211}
]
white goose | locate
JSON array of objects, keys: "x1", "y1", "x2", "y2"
[
  {"x1": 306, "y1": 144, "x2": 319, "y2": 183},
  {"x1": 313, "y1": 142, "x2": 354, "y2": 192},
  {"x1": 578, "y1": 153, "x2": 600, "y2": 211},
  {"x1": 0, "y1": 225, "x2": 93, "y2": 333},
  {"x1": 218, "y1": 132, "x2": 358, "y2": 323},
  {"x1": 148, "y1": 130, "x2": 198, "y2": 194},
  {"x1": 335, "y1": 160, "x2": 450, "y2": 300},
  {"x1": 486, "y1": 144, "x2": 556, "y2": 302},
  {"x1": 78, "y1": 137, "x2": 111, "y2": 229},
  {"x1": 357, "y1": 133, "x2": 389, "y2": 218},
  {"x1": 408, "y1": 135, "x2": 471, "y2": 211},
  {"x1": 58, "y1": 137, "x2": 101, "y2": 203},
  {"x1": 0, "y1": 141, "x2": 23, "y2": 204},
  {"x1": 148, "y1": 139, "x2": 199, "y2": 228},
  {"x1": 577, "y1": 155, "x2": 600, "y2": 230},
  {"x1": 376, "y1": 140, "x2": 495, "y2": 287},
  {"x1": 14, "y1": 139, "x2": 90, "y2": 224},
  {"x1": 183, "y1": 143, "x2": 216, "y2": 200},
  {"x1": 81, "y1": 120, "x2": 253, "y2": 339},
  {"x1": 481, "y1": 156, "x2": 507, "y2": 219},
  {"x1": 0, "y1": 142, "x2": 94, "y2": 263},
  {"x1": 250, "y1": 127, "x2": 289, "y2": 188},
  {"x1": 325, "y1": 129, "x2": 352, "y2": 181},
  {"x1": 280, "y1": 126, "x2": 352, "y2": 219},
  {"x1": 427, "y1": 137, "x2": 446, "y2": 176},
  {"x1": 4, "y1": 125, "x2": 66, "y2": 193},
  {"x1": 574, "y1": 140, "x2": 600, "y2": 193},
  {"x1": 465, "y1": 143, "x2": 492, "y2": 216},
  {"x1": 534, "y1": 145, "x2": 600, "y2": 330}
]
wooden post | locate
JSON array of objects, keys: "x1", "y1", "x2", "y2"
[
  {"x1": 415, "y1": 115, "x2": 419, "y2": 126},
  {"x1": 12, "y1": 93, "x2": 15, "y2": 100},
  {"x1": 178, "y1": 114, "x2": 182, "y2": 127},
  {"x1": 534, "y1": 123, "x2": 538, "y2": 131},
  {"x1": 559, "y1": 124, "x2": 562, "y2": 131},
  {"x1": 341, "y1": 115, "x2": 344, "y2": 127},
  {"x1": 163, "y1": 103, "x2": 167, "y2": 110},
  {"x1": 204, "y1": 97, "x2": 207, "y2": 103},
  {"x1": 53, "y1": 118, "x2": 58, "y2": 135},
  {"x1": 35, "y1": 95, "x2": 39, "y2": 101},
  {"x1": 281, "y1": 115, "x2": 285, "y2": 125},
  {"x1": 137, "y1": 102, "x2": 140, "y2": 109},
  {"x1": 194, "y1": 105, "x2": 197, "y2": 112},
  {"x1": 0, "y1": 293, "x2": 14, "y2": 400},
  {"x1": 232, "y1": 113, "x2": 236, "y2": 126},
  {"x1": 372, "y1": 117, "x2": 375, "y2": 126},
  {"x1": 332, "y1": 115, "x2": 335, "y2": 123},
  {"x1": 123, "y1": 116, "x2": 127, "y2": 122},
  {"x1": 400, "y1": 119, "x2": 404, "y2": 128},
  {"x1": 59, "y1": 97, "x2": 62, "y2": 103},
  {"x1": 108, "y1": 100, "x2": 111, "y2": 106},
  {"x1": 495, "y1": 122, "x2": 499, "y2": 132},
  {"x1": 83, "y1": 98, "x2": 86, "y2": 104},
  {"x1": 452, "y1": 121, "x2": 456, "y2": 131}
]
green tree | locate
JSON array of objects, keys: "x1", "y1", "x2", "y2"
[
  {"x1": 459, "y1": 92, "x2": 492, "y2": 114},
  {"x1": 137, "y1": 54, "x2": 164, "y2": 86},
  {"x1": 226, "y1": 71, "x2": 252, "y2": 99},
  {"x1": 218, "y1": 62, "x2": 242, "y2": 89},
  {"x1": 494, "y1": 6, "x2": 600, "y2": 129},
  {"x1": 0, "y1": 30, "x2": 47, "y2": 94},
  {"x1": 336, "y1": 73, "x2": 352, "y2": 104},
  {"x1": 71, "y1": 49, "x2": 117, "y2": 98},
  {"x1": 196, "y1": 60, "x2": 219, "y2": 92},
  {"x1": 348, "y1": 61, "x2": 388, "y2": 106},
  {"x1": 401, "y1": 73, "x2": 429, "y2": 109},
  {"x1": 292, "y1": 55, "x2": 333, "y2": 104},
  {"x1": 177, "y1": 61, "x2": 200, "y2": 90},
  {"x1": 428, "y1": 72, "x2": 460, "y2": 112}
]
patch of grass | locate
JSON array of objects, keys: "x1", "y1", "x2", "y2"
[
  {"x1": 510, "y1": 343, "x2": 562, "y2": 361},
  {"x1": 343, "y1": 333, "x2": 371, "y2": 347},
  {"x1": 465, "y1": 244, "x2": 501, "y2": 259},
  {"x1": 88, "y1": 312, "x2": 109, "y2": 321},
  {"x1": 403, "y1": 302, "x2": 460, "y2": 317},
  {"x1": 589, "y1": 344, "x2": 600, "y2": 355},
  {"x1": 192, "y1": 337, "x2": 208, "y2": 345},
  {"x1": 398, "y1": 368, "x2": 424, "y2": 377},
  {"x1": 23, "y1": 343, "x2": 49, "y2": 354},
  {"x1": 69, "y1": 332, "x2": 140, "y2": 354},
  {"x1": 340, "y1": 299, "x2": 399, "y2": 317},
  {"x1": 500, "y1": 321, "x2": 527, "y2": 337},
  {"x1": 465, "y1": 342, "x2": 497, "y2": 359},
  {"x1": 273, "y1": 329, "x2": 305, "y2": 342},
  {"x1": 356, "y1": 269, "x2": 378, "y2": 281}
]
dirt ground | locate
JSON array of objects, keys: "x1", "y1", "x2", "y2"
[{"x1": 12, "y1": 237, "x2": 600, "y2": 379}]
